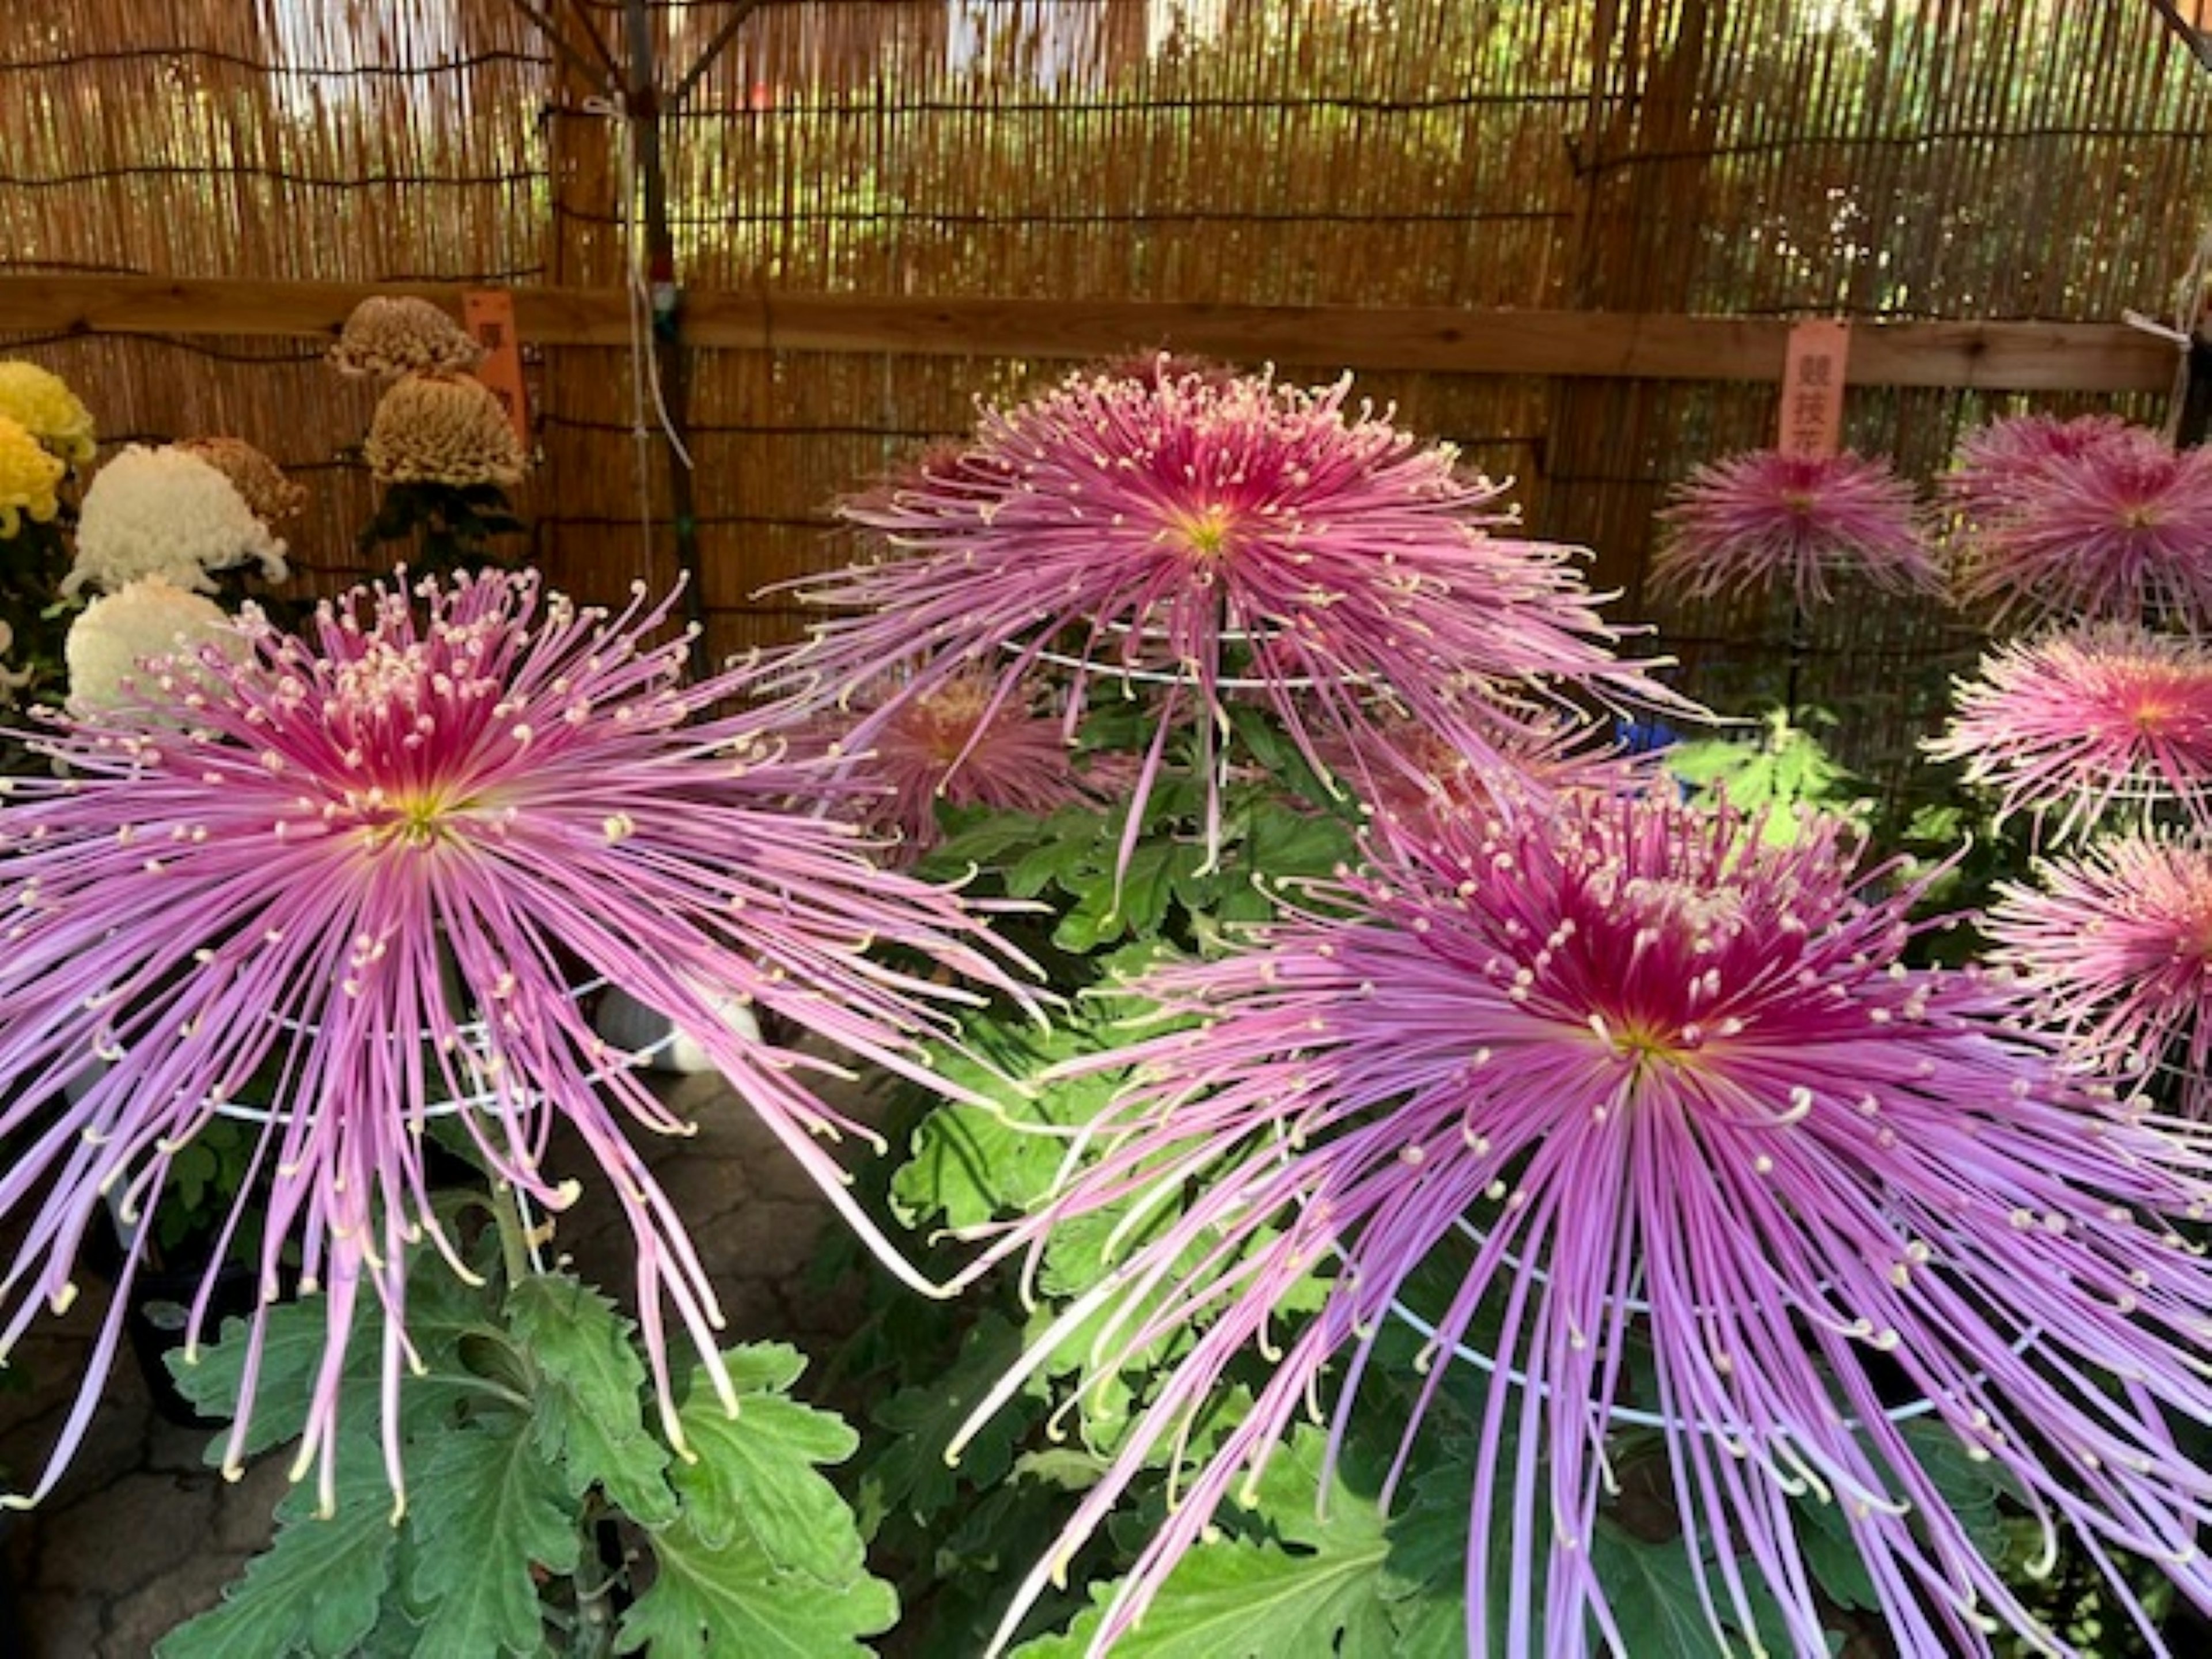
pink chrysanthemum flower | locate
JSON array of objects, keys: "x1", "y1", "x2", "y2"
[
  {"x1": 1986, "y1": 831, "x2": 2212, "y2": 1113},
  {"x1": 956, "y1": 793, "x2": 2212, "y2": 1658},
  {"x1": 1942, "y1": 411, "x2": 2143, "y2": 520},
  {"x1": 1947, "y1": 427, "x2": 2212, "y2": 630},
  {"x1": 809, "y1": 672, "x2": 1107, "y2": 856},
  {"x1": 1649, "y1": 448, "x2": 1939, "y2": 609},
  {"x1": 1925, "y1": 623, "x2": 2212, "y2": 842},
  {"x1": 0, "y1": 570, "x2": 1029, "y2": 1514},
  {"x1": 778, "y1": 361, "x2": 1682, "y2": 871},
  {"x1": 1312, "y1": 706, "x2": 1647, "y2": 840}
]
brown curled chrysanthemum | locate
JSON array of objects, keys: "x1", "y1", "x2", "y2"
[
  {"x1": 329, "y1": 296, "x2": 486, "y2": 382},
  {"x1": 364, "y1": 373, "x2": 526, "y2": 490}
]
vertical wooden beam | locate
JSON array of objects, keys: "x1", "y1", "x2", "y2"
[
  {"x1": 624, "y1": 0, "x2": 711, "y2": 675},
  {"x1": 2178, "y1": 328, "x2": 2212, "y2": 448}
]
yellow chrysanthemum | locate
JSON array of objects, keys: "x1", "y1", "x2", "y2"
[
  {"x1": 0, "y1": 362, "x2": 97, "y2": 467},
  {"x1": 0, "y1": 414, "x2": 66, "y2": 538}
]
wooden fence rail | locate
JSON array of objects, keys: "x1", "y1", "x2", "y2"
[{"x1": 0, "y1": 276, "x2": 2179, "y2": 393}]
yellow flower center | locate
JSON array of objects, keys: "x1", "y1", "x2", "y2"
[
  {"x1": 356, "y1": 787, "x2": 464, "y2": 851},
  {"x1": 1169, "y1": 502, "x2": 1237, "y2": 560},
  {"x1": 1596, "y1": 1016, "x2": 1698, "y2": 1077}
]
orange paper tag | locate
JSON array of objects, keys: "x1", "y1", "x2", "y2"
[
  {"x1": 462, "y1": 290, "x2": 531, "y2": 445},
  {"x1": 1777, "y1": 320, "x2": 1850, "y2": 458}
]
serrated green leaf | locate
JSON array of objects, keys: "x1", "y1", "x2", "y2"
[
  {"x1": 1216, "y1": 884, "x2": 1275, "y2": 925},
  {"x1": 923, "y1": 808, "x2": 1062, "y2": 872},
  {"x1": 352, "y1": 1598, "x2": 423, "y2": 1658},
  {"x1": 405, "y1": 1416, "x2": 579, "y2": 1657},
  {"x1": 1661, "y1": 738, "x2": 1753, "y2": 789},
  {"x1": 1052, "y1": 892, "x2": 1116, "y2": 954},
  {"x1": 1016, "y1": 1429, "x2": 1393, "y2": 1659},
  {"x1": 1245, "y1": 806, "x2": 1354, "y2": 880},
  {"x1": 670, "y1": 1347, "x2": 866, "y2": 1588},
  {"x1": 1590, "y1": 1527, "x2": 1734, "y2": 1658},
  {"x1": 1794, "y1": 1492, "x2": 1880, "y2": 1613},
  {"x1": 615, "y1": 1510, "x2": 898, "y2": 1659},
  {"x1": 167, "y1": 1296, "x2": 340, "y2": 1459},
  {"x1": 1111, "y1": 841, "x2": 1176, "y2": 937},
  {"x1": 892, "y1": 1090, "x2": 1095, "y2": 1229},
  {"x1": 507, "y1": 1273, "x2": 676, "y2": 1527},
  {"x1": 890, "y1": 1016, "x2": 1122, "y2": 1232},
  {"x1": 154, "y1": 1439, "x2": 396, "y2": 1659},
  {"x1": 1896, "y1": 1416, "x2": 2018, "y2": 1557},
  {"x1": 170, "y1": 1238, "x2": 505, "y2": 1463},
  {"x1": 863, "y1": 1313, "x2": 1033, "y2": 1528},
  {"x1": 1007, "y1": 839, "x2": 1081, "y2": 900},
  {"x1": 1590, "y1": 1522, "x2": 1815, "y2": 1657}
]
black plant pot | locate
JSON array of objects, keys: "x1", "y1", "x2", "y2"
[
  {"x1": 122, "y1": 1252, "x2": 262, "y2": 1429},
  {"x1": 81, "y1": 1209, "x2": 260, "y2": 1429}
]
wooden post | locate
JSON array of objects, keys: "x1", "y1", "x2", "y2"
[
  {"x1": 624, "y1": 0, "x2": 710, "y2": 677},
  {"x1": 2177, "y1": 327, "x2": 2212, "y2": 449}
]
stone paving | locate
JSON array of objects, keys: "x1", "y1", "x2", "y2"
[{"x1": 0, "y1": 1066, "x2": 880, "y2": 1656}]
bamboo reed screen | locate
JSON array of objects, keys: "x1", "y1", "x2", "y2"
[{"x1": 2, "y1": 1, "x2": 2209, "y2": 770}]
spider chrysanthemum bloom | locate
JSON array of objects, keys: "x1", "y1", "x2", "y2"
[
  {"x1": 1649, "y1": 448, "x2": 1939, "y2": 609},
  {"x1": 0, "y1": 361, "x2": 96, "y2": 467},
  {"x1": 1986, "y1": 831, "x2": 2212, "y2": 1113},
  {"x1": 1926, "y1": 624, "x2": 2212, "y2": 842},
  {"x1": 328, "y1": 296, "x2": 486, "y2": 382},
  {"x1": 1948, "y1": 431, "x2": 2212, "y2": 630},
  {"x1": 815, "y1": 673, "x2": 1104, "y2": 856},
  {"x1": 0, "y1": 569, "x2": 1029, "y2": 1514},
  {"x1": 1312, "y1": 706, "x2": 1645, "y2": 841},
  {"x1": 1942, "y1": 411, "x2": 2142, "y2": 520},
  {"x1": 364, "y1": 372, "x2": 527, "y2": 489},
  {"x1": 956, "y1": 793, "x2": 2212, "y2": 1658},
  {"x1": 780, "y1": 362, "x2": 1680, "y2": 866}
]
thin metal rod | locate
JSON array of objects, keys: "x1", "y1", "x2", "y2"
[
  {"x1": 673, "y1": 0, "x2": 766, "y2": 109},
  {"x1": 505, "y1": 0, "x2": 616, "y2": 91},
  {"x1": 2147, "y1": 0, "x2": 2212, "y2": 72},
  {"x1": 560, "y1": 0, "x2": 626, "y2": 86},
  {"x1": 626, "y1": 0, "x2": 711, "y2": 677}
]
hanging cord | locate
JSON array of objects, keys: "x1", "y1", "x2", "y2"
[
  {"x1": 2168, "y1": 226, "x2": 2212, "y2": 443},
  {"x1": 581, "y1": 91, "x2": 695, "y2": 581},
  {"x1": 2123, "y1": 223, "x2": 2212, "y2": 444}
]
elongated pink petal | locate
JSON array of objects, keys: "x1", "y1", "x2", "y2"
[
  {"x1": 0, "y1": 567, "x2": 1032, "y2": 1509},
  {"x1": 970, "y1": 794, "x2": 2212, "y2": 1658}
]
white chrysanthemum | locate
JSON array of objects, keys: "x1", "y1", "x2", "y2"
[
  {"x1": 64, "y1": 577, "x2": 240, "y2": 710},
  {"x1": 63, "y1": 446, "x2": 290, "y2": 597}
]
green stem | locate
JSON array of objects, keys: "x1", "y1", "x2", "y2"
[
  {"x1": 486, "y1": 1180, "x2": 535, "y2": 1290},
  {"x1": 569, "y1": 1499, "x2": 622, "y2": 1659}
]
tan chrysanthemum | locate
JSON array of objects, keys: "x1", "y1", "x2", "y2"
[
  {"x1": 176, "y1": 436, "x2": 308, "y2": 527},
  {"x1": 364, "y1": 373, "x2": 526, "y2": 488},
  {"x1": 329, "y1": 296, "x2": 485, "y2": 381}
]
